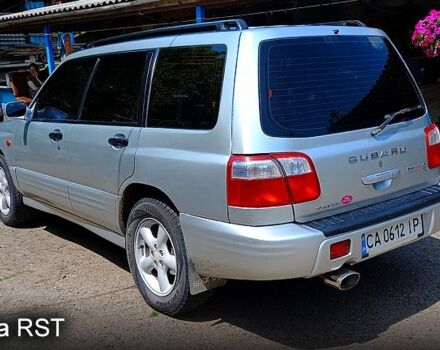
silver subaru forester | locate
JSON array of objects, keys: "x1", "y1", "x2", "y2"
[{"x1": 1, "y1": 19, "x2": 440, "y2": 315}]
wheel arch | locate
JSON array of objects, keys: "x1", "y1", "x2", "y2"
[{"x1": 119, "y1": 183, "x2": 179, "y2": 234}]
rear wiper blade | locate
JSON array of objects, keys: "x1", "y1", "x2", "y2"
[{"x1": 371, "y1": 105, "x2": 424, "y2": 137}]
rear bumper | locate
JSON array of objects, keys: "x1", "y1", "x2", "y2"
[{"x1": 180, "y1": 201, "x2": 440, "y2": 280}]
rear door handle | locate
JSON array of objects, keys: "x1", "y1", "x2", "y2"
[
  {"x1": 362, "y1": 169, "x2": 401, "y2": 190},
  {"x1": 108, "y1": 134, "x2": 129, "y2": 149},
  {"x1": 362, "y1": 169, "x2": 401, "y2": 185},
  {"x1": 49, "y1": 129, "x2": 63, "y2": 142}
]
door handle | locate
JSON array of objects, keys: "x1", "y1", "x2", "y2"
[
  {"x1": 362, "y1": 169, "x2": 400, "y2": 190},
  {"x1": 362, "y1": 169, "x2": 401, "y2": 185},
  {"x1": 108, "y1": 134, "x2": 129, "y2": 149},
  {"x1": 49, "y1": 129, "x2": 63, "y2": 142}
]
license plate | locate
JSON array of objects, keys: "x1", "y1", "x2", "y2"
[{"x1": 361, "y1": 214, "x2": 424, "y2": 258}]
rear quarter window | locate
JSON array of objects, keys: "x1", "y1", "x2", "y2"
[
  {"x1": 259, "y1": 36, "x2": 424, "y2": 138},
  {"x1": 147, "y1": 45, "x2": 227, "y2": 130}
]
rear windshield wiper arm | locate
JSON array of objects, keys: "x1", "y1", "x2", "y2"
[{"x1": 371, "y1": 105, "x2": 424, "y2": 137}]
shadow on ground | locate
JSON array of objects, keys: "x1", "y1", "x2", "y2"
[
  {"x1": 33, "y1": 213, "x2": 128, "y2": 271},
  {"x1": 33, "y1": 214, "x2": 440, "y2": 349}
]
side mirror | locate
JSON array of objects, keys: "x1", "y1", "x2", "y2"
[{"x1": 5, "y1": 101, "x2": 27, "y2": 118}]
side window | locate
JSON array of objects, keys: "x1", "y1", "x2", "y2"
[
  {"x1": 147, "y1": 45, "x2": 227, "y2": 130},
  {"x1": 34, "y1": 58, "x2": 96, "y2": 121},
  {"x1": 80, "y1": 52, "x2": 147, "y2": 124}
]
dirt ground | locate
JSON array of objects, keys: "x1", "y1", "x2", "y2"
[{"x1": 0, "y1": 213, "x2": 440, "y2": 350}]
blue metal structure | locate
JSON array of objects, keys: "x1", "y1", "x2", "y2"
[
  {"x1": 43, "y1": 25, "x2": 55, "y2": 74},
  {"x1": 195, "y1": 5, "x2": 205, "y2": 23}
]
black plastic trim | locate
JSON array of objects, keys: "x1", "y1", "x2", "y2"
[
  {"x1": 87, "y1": 19, "x2": 247, "y2": 48},
  {"x1": 305, "y1": 184, "x2": 440, "y2": 237},
  {"x1": 308, "y1": 20, "x2": 367, "y2": 27},
  {"x1": 76, "y1": 57, "x2": 100, "y2": 121}
]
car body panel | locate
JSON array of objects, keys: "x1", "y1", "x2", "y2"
[
  {"x1": 231, "y1": 26, "x2": 439, "y2": 225},
  {"x1": 65, "y1": 125, "x2": 141, "y2": 232},
  {"x1": 13, "y1": 119, "x2": 73, "y2": 211},
  {"x1": 120, "y1": 32, "x2": 241, "y2": 222},
  {"x1": 181, "y1": 197, "x2": 440, "y2": 280}
]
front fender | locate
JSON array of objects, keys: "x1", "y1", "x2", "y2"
[{"x1": 0, "y1": 118, "x2": 28, "y2": 166}]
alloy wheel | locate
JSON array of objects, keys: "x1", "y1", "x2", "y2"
[
  {"x1": 134, "y1": 218, "x2": 178, "y2": 296},
  {"x1": 0, "y1": 168, "x2": 11, "y2": 216}
]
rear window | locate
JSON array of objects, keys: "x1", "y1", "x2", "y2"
[{"x1": 259, "y1": 36, "x2": 424, "y2": 138}]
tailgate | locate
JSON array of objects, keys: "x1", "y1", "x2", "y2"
[
  {"x1": 256, "y1": 33, "x2": 438, "y2": 223},
  {"x1": 291, "y1": 122, "x2": 437, "y2": 222}
]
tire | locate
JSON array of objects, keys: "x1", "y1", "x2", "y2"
[
  {"x1": 0, "y1": 155, "x2": 35, "y2": 227},
  {"x1": 126, "y1": 198, "x2": 211, "y2": 316}
]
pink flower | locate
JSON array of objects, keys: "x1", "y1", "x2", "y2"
[
  {"x1": 426, "y1": 33, "x2": 435, "y2": 41},
  {"x1": 412, "y1": 9, "x2": 440, "y2": 58}
]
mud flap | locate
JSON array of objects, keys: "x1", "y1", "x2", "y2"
[{"x1": 187, "y1": 258, "x2": 226, "y2": 295}]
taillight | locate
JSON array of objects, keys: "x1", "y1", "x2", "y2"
[
  {"x1": 227, "y1": 153, "x2": 321, "y2": 208},
  {"x1": 274, "y1": 153, "x2": 321, "y2": 203},
  {"x1": 227, "y1": 155, "x2": 291, "y2": 208},
  {"x1": 425, "y1": 123, "x2": 440, "y2": 169}
]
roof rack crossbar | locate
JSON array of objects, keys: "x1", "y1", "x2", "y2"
[
  {"x1": 87, "y1": 19, "x2": 248, "y2": 48},
  {"x1": 309, "y1": 20, "x2": 367, "y2": 27}
]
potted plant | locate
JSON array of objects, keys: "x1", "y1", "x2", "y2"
[{"x1": 412, "y1": 9, "x2": 440, "y2": 58}]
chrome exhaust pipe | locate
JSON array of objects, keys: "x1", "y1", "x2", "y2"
[{"x1": 322, "y1": 268, "x2": 360, "y2": 291}]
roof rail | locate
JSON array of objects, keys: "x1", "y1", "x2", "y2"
[
  {"x1": 309, "y1": 20, "x2": 367, "y2": 27},
  {"x1": 87, "y1": 19, "x2": 248, "y2": 48}
]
